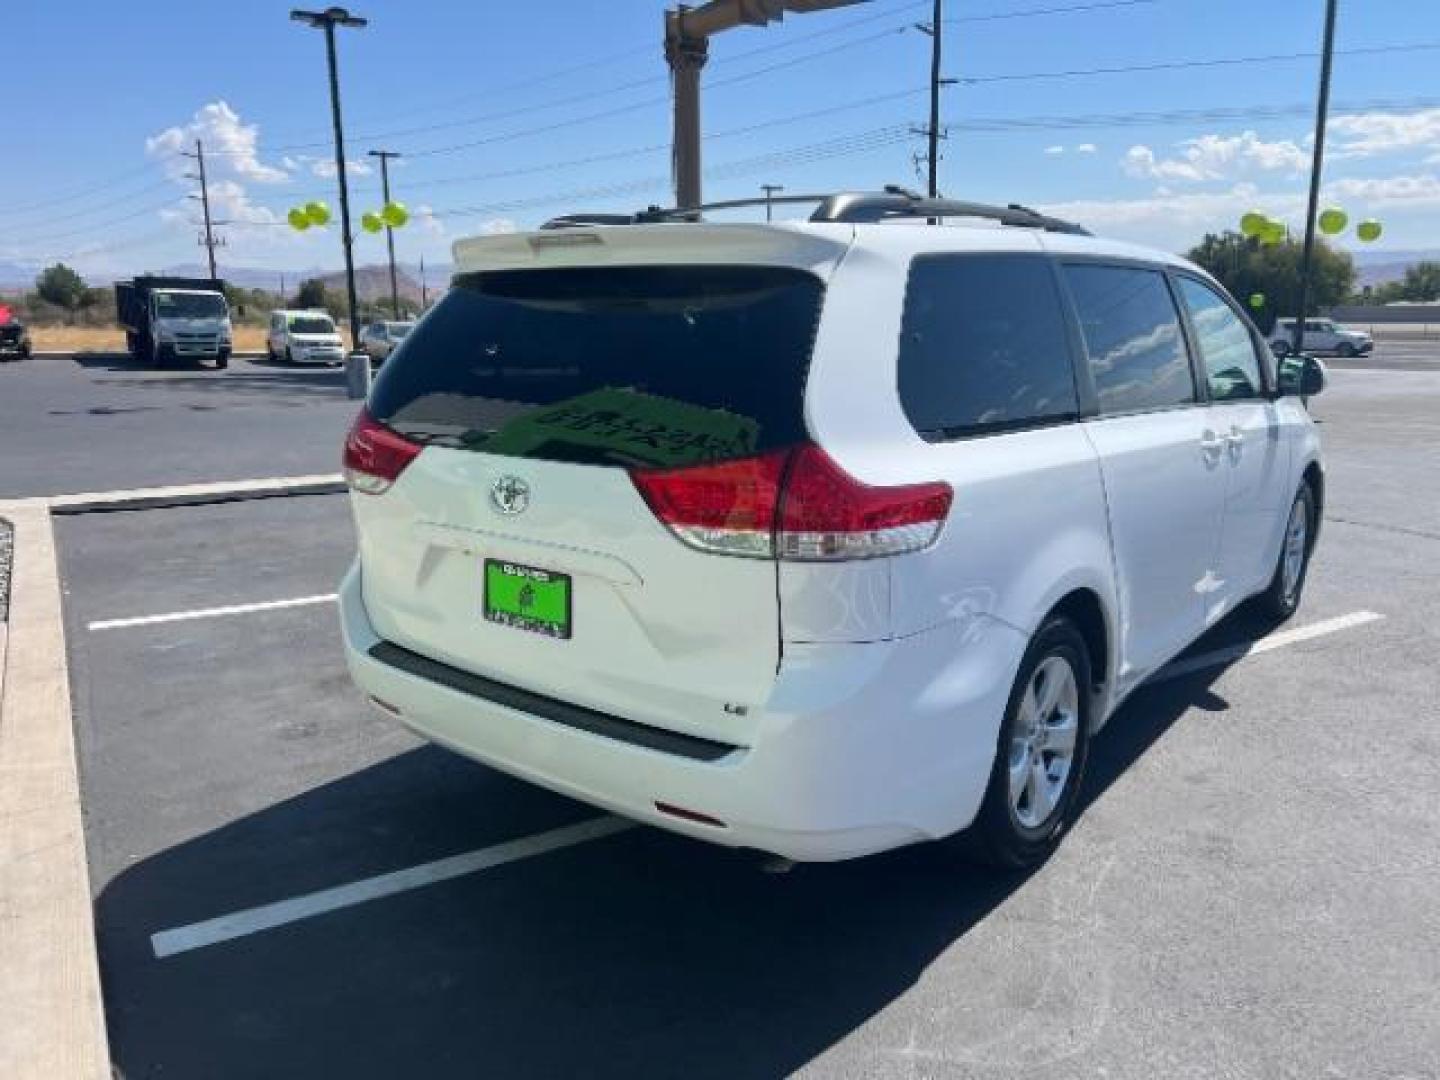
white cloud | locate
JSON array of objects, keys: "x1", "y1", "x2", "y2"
[
  {"x1": 1044, "y1": 145, "x2": 1065, "y2": 156},
  {"x1": 1330, "y1": 108, "x2": 1440, "y2": 160},
  {"x1": 1329, "y1": 173, "x2": 1440, "y2": 208},
  {"x1": 303, "y1": 156, "x2": 374, "y2": 179},
  {"x1": 415, "y1": 204, "x2": 448, "y2": 238},
  {"x1": 1076, "y1": 143, "x2": 1097, "y2": 154},
  {"x1": 479, "y1": 217, "x2": 518, "y2": 235},
  {"x1": 1123, "y1": 131, "x2": 1308, "y2": 183},
  {"x1": 145, "y1": 101, "x2": 288, "y2": 184}
]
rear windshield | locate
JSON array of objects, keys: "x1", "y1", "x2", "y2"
[
  {"x1": 368, "y1": 265, "x2": 823, "y2": 469},
  {"x1": 290, "y1": 316, "x2": 335, "y2": 334}
]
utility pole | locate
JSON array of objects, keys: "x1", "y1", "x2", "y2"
[
  {"x1": 419, "y1": 254, "x2": 427, "y2": 309},
  {"x1": 1293, "y1": 0, "x2": 1338, "y2": 356},
  {"x1": 761, "y1": 183, "x2": 784, "y2": 222},
  {"x1": 917, "y1": 0, "x2": 944, "y2": 197},
  {"x1": 292, "y1": 6, "x2": 367, "y2": 349},
  {"x1": 182, "y1": 139, "x2": 220, "y2": 279},
  {"x1": 368, "y1": 149, "x2": 403, "y2": 319},
  {"x1": 279, "y1": 272, "x2": 286, "y2": 305}
]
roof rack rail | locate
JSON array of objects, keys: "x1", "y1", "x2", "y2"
[
  {"x1": 539, "y1": 187, "x2": 1089, "y2": 235},
  {"x1": 810, "y1": 185, "x2": 1090, "y2": 234}
]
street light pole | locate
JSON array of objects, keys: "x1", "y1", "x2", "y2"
[
  {"x1": 292, "y1": 6, "x2": 367, "y2": 349},
  {"x1": 1293, "y1": 0, "x2": 1338, "y2": 357},
  {"x1": 368, "y1": 149, "x2": 402, "y2": 320}
]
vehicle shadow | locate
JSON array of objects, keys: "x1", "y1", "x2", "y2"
[{"x1": 95, "y1": 606, "x2": 1276, "y2": 1079}]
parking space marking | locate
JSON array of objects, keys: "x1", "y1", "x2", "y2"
[
  {"x1": 1153, "y1": 610, "x2": 1384, "y2": 684},
  {"x1": 88, "y1": 593, "x2": 338, "y2": 631},
  {"x1": 150, "y1": 815, "x2": 635, "y2": 959}
]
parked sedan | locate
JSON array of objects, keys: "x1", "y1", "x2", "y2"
[{"x1": 359, "y1": 320, "x2": 414, "y2": 364}]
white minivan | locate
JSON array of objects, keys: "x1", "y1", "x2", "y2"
[
  {"x1": 339, "y1": 190, "x2": 1325, "y2": 867},
  {"x1": 266, "y1": 309, "x2": 345, "y2": 365}
]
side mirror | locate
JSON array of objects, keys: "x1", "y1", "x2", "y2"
[
  {"x1": 1278, "y1": 354, "x2": 1326, "y2": 398},
  {"x1": 1269, "y1": 340, "x2": 1289, "y2": 359}
]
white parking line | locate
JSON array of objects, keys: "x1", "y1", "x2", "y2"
[
  {"x1": 151, "y1": 816, "x2": 635, "y2": 959},
  {"x1": 143, "y1": 609, "x2": 1384, "y2": 960},
  {"x1": 88, "y1": 593, "x2": 338, "y2": 631},
  {"x1": 1153, "y1": 610, "x2": 1384, "y2": 683}
]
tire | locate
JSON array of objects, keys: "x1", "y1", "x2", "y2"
[
  {"x1": 284, "y1": 346, "x2": 293, "y2": 366},
  {"x1": 216, "y1": 348, "x2": 230, "y2": 370},
  {"x1": 1254, "y1": 482, "x2": 1316, "y2": 623},
  {"x1": 1337, "y1": 342, "x2": 1357, "y2": 358},
  {"x1": 966, "y1": 616, "x2": 1093, "y2": 869}
]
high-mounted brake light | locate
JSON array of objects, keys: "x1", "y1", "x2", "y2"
[
  {"x1": 343, "y1": 408, "x2": 421, "y2": 495},
  {"x1": 630, "y1": 445, "x2": 950, "y2": 561}
]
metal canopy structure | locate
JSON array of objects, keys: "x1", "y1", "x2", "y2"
[{"x1": 663, "y1": 0, "x2": 867, "y2": 209}]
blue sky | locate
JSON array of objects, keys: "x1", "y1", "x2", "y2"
[{"x1": 5, "y1": 0, "x2": 1439, "y2": 279}]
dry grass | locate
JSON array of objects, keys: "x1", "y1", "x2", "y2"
[{"x1": 30, "y1": 325, "x2": 346, "y2": 354}]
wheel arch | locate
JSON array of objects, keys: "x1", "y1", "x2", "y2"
[{"x1": 1043, "y1": 587, "x2": 1113, "y2": 732}]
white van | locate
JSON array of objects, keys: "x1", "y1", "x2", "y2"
[
  {"x1": 266, "y1": 309, "x2": 345, "y2": 366},
  {"x1": 337, "y1": 190, "x2": 1326, "y2": 867}
]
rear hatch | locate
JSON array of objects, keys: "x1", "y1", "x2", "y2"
[{"x1": 348, "y1": 226, "x2": 848, "y2": 744}]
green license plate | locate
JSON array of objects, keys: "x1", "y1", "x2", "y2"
[{"x1": 483, "y1": 560, "x2": 572, "y2": 639}]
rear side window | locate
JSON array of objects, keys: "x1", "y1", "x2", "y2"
[
  {"x1": 1175, "y1": 277, "x2": 1264, "y2": 400},
  {"x1": 368, "y1": 265, "x2": 822, "y2": 469},
  {"x1": 1064, "y1": 264, "x2": 1194, "y2": 414},
  {"x1": 897, "y1": 254, "x2": 1078, "y2": 438}
]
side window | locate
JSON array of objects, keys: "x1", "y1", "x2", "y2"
[
  {"x1": 897, "y1": 254, "x2": 1078, "y2": 438},
  {"x1": 1063, "y1": 264, "x2": 1194, "y2": 415},
  {"x1": 1176, "y1": 277, "x2": 1263, "y2": 401}
]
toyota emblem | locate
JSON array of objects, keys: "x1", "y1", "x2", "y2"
[{"x1": 490, "y1": 475, "x2": 531, "y2": 515}]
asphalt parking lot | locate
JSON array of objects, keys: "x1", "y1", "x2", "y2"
[{"x1": 8, "y1": 344, "x2": 1440, "y2": 1077}]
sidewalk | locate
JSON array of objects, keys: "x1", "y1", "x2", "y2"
[{"x1": 0, "y1": 502, "x2": 111, "y2": 1079}]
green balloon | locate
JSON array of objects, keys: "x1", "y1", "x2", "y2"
[
  {"x1": 1356, "y1": 219, "x2": 1383, "y2": 242},
  {"x1": 1240, "y1": 211, "x2": 1268, "y2": 237},
  {"x1": 287, "y1": 207, "x2": 311, "y2": 231},
  {"x1": 381, "y1": 201, "x2": 409, "y2": 228},
  {"x1": 1248, "y1": 292, "x2": 1266, "y2": 309},
  {"x1": 361, "y1": 211, "x2": 385, "y2": 234},
  {"x1": 1260, "y1": 221, "x2": 1286, "y2": 246},
  {"x1": 1318, "y1": 207, "x2": 1347, "y2": 235},
  {"x1": 304, "y1": 201, "x2": 331, "y2": 227}
]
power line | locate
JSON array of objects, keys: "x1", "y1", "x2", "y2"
[
  {"x1": 953, "y1": 40, "x2": 1440, "y2": 85},
  {"x1": 2, "y1": 162, "x2": 160, "y2": 215},
  {"x1": 944, "y1": 0, "x2": 1159, "y2": 23}
]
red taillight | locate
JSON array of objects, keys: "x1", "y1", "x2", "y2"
[
  {"x1": 343, "y1": 408, "x2": 421, "y2": 495},
  {"x1": 630, "y1": 444, "x2": 951, "y2": 561},
  {"x1": 630, "y1": 449, "x2": 787, "y2": 557},
  {"x1": 777, "y1": 444, "x2": 952, "y2": 560}
]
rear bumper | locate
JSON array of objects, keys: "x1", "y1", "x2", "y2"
[{"x1": 339, "y1": 562, "x2": 1025, "y2": 861}]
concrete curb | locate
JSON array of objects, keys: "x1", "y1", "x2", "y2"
[
  {"x1": 48, "y1": 473, "x2": 346, "y2": 515},
  {"x1": 0, "y1": 504, "x2": 111, "y2": 1079}
]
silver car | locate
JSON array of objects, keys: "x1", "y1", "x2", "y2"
[{"x1": 360, "y1": 320, "x2": 415, "y2": 364}]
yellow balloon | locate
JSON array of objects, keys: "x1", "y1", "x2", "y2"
[
  {"x1": 1260, "y1": 222, "x2": 1286, "y2": 246},
  {"x1": 1318, "y1": 207, "x2": 1347, "y2": 235},
  {"x1": 287, "y1": 207, "x2": 311, "y2": 231},
  {"x1": 362, "y1": 211, "x2": 385, "y2": 234},
  {"x1": 1240, "y1": 211, "x2": 1268, "y2": 237},
  {"x1": 305, "y1": 201, "x2": 331, "y2": 227},
  {"x1": 381, "y1": 201, "x2": 409, "y2": 228},
  {"x1": 1356, "y1": 219, "x2": 1383, "y2": 242}
]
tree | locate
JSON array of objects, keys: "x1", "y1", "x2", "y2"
[
  {"x1": 1186, "y1": 231, "x2": 1356, "y2": 331},
  {"x1": 35, "y1": 263, "x2": 87, "y2": 311},
  {"x1": 1398, "y1": 261, "x2": 1440, "y2": 302},
  {"x1": 294, "y1": 278, "x2": 329, "y2": 310}
]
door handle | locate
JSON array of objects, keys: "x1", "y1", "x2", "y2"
[
  {"x1": 1199, "y1": 430, "x2": 1225, "y2": 461},
  {"x1": 1224, "y1": 425, "x2": 1245, "y2": 460}
]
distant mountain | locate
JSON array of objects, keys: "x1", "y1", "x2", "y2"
[{"x1": 1349, "y1": 249, "x2": 1440, "y2": 289}]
